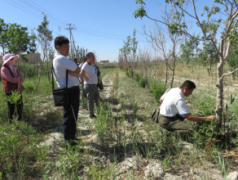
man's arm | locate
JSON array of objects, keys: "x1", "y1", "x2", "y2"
[
  {"x1": 80, "y1": 70, "x2": 88, "y2": 81},
  {"x1": 159, "y1": 99, "x2": 163, "y2": 103},
  {"x1": 69, "y1": 67, "x2": 80, "y2": 76},
  {"x1": 184, "y1": 113, "x2": 215, "y2": 121}
]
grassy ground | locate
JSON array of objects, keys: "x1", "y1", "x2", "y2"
[{"x1": 0, "y1": 63, "x2": 237, "y2": 179}]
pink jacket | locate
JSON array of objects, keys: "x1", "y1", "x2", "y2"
[{"x1": 1, "y1": 66, "x2": 25, "y2": 93}]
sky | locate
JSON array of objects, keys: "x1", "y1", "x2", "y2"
[{"x1": 0, "y1": 0, "x2": 222, "y2": 62}]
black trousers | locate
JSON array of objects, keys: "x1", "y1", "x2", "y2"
[
  {"x1": 63, "y1": 86, "x2": 79, "y2": 141},
  {"x1": 6, "y1": 92, "x2": 23, "y2": 121}
]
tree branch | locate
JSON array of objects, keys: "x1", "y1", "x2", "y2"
[{"x1": 220, "y1": 68, "x2": 238, "y2": 81}]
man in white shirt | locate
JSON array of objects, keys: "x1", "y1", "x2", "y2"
[
  {"x1": 159, "y1": 80, "x2": 214, "y2": 133},
  {"x1": 53, "y1": 36, "x2": 81, "y2": 146},
  {"x1": 80, "y1": 52, "x2": 99, "y2": 118}
]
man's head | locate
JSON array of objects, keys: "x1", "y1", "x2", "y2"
[
  {"x1": 86, "y1": 52, "x2": 95, "y2": 64},
  {"x1": 74, "y1": 58, "x2": 78, "y2": 64},
  {"x1": 180, "y1": 80, "x2": 196, "y2": 97},
  {"x1": 54, "y1": 36, "x2": 69, "y2": 57},
  {"x1": 81, "y1": 57, "x2": 87, "y2": 64}
]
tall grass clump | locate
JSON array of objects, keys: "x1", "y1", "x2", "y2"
[
  {"x1": 23, "y1": 81, "x2": 36, "y2": 92},
  {"x1": 150, "y1": 80, "x2": 165, "y2": 104},
  {"x1": 0, "y1": 119, "x2": 49, "y2": 179},
  {"x1": 94, "y1": 102, "x2": 112, "y2": 148},
  {"x1": 133, "y1": 73, "x2": 148, "y2": 88}
]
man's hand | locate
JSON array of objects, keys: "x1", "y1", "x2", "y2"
[
  {"x1": 206, "y1": 115, "x2": 215, "y2": 120},
  {"x1": 80, "y1": 70, "x2": 88, "y2": 81},
  {"x1": 69, "y1": 71, "x2": 77, "y2": 76},
  {"x1": 84, "y1": 76, "x2": 88, "y2": 81}
]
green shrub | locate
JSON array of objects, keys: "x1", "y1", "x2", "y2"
[
  {"x1": 137, "y1": 78, "x2": 147, "y2": 88},
  {"x1": 134, "y1": 73, "x2": 141, "y2": 82},
  {"x1": 150, "y1": 81, "x2": 165, "y2": 104},
  {"x1": 23, "y1": 81, "x2": 36, "y2": 92}
]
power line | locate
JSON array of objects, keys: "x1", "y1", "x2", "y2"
[
  {"x1": 4, "y1": 0, "x2": 60, "y2": 28},
  {"x1": 5, "y1": 0, "x2": 147, "y2": 42},
  {"x1": 17, "y1": 0, "x2": 64, "y2": 27},
  {"x1": 18, "y1": 0, "x2": 130, "y2": 39},
  {"x1": 20, "y1": 0, "x2": 66, "y2": 26},
  {"x1": 27, "y1": 0, "x2": 68, "y2": 24}
]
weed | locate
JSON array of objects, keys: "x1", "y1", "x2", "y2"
[
  {"x1": 23, "y1": 81, "x2": 36, "y2": 92},
  {"x1": 94, "y1": 102, "x2": 112, "y2": 148},
  {"x1": 150, "y1": 80, "x2": 165, "y2": 104}
]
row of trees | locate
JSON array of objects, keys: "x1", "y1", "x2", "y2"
[
  {"x1": 132, "y1": 0, "x2": 238, "y2": 133},
  {"x1": 119, "y1": 0, "x2": 238, "y2": 135}
]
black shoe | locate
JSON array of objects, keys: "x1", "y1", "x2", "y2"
[
  {"x1": 65, "y1": 140, "x2": 79, "y2": 147},
  {"x1": 89, "y1": 114, "x2": 97, "y2": 119}
]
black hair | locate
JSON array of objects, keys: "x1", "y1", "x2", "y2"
[
  {"x1": 180, "y1": 80, "x2": 196, "y2": 90},
  {"x1": 73, "y1": 58, "x2": 78, "y2": 62},
  {"x1": 86, "y1": 52, "x2": 94, "y2": 58},
  {"x1": 82, "y1": 57, "x2": 87, "y2": 62},
  {"x1": 54, "y1": 36, "x2": 69, "y2": 50}
]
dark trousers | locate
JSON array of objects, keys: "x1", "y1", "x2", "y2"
[
  {"x1": 63, "y1": 86, "x2": 79, "y2": 141},
  {"x1": 6, "y1": 92, "x2": 23, "y2": 121},
  {"x1": 84, "y1": 84, "x2": 99, "y2": 117},
  {"x1": 159, "y1": 115, "x2": 192, "y2": 133}
]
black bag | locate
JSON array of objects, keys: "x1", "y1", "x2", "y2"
[{"x1": 52, "y1": 66, "x2": 69, "y2": 106}]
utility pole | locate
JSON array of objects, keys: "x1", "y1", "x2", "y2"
[{"x1": 66, "y1": 24, "x2": 78, "y2": 60}]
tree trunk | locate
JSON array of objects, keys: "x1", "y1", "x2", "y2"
[
  {"x1": 165, "y1": 62, "x2": 168, "y2": 90},
  {"x1": 47, "y1": 58, "x2": 50, "y2": 82},
  {"x1": 207, "y1": 68, "x2": 210, "y2": 76},
  {"x1": 170, "y1": 56, "x2": 176, "y2": 88},
  {"x1": 215, "y1": 61, "x2": 224, "y2": 132},
  {"x1": 232, "y1": 72, "x2": 235, "y2": 80}
]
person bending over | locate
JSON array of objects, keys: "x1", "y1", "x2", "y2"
[{"x1": 159, "y1": 80, "x2": 215, "y2": 133}]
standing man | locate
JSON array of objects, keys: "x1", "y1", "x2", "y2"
[
  {"x1": 159, "y1": 80, "x2": 215, "y2": 133},
  {"x1": 79, "y1": 57, "x2": 87, "y2": 99},
  {"x1": 80, "y1": 52, "x2": 99, "y2": 118},
  {"x1": 53, "y1": 36, "x2": 81, "y2": 146}
]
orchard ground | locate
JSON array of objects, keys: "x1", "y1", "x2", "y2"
[{"x1": 0, "y1": 61, "x2": 238, "y2": 179}]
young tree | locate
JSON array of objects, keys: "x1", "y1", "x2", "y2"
[
  {"x1": 181, "y1": 35, "x2": 199, "y2": 62},
  {"x1": 120, "y1": 28, "x2": 138, "y2": 78},
  {"x1": 36, "y1": 14, "x2": 53, "y2": 89},
  {"x1": 0, "y1": 18, "x2": 36, "y2": 55},
  {"x1": 142, "y1": 5, "x2": 184, "y2": 89},
  {"x1": 198, "y1": 41, "x2": 219, "y2": 75},
  {"x1": 134, "y1": 0, "x2": 238, "y2": 132},
  {"x1": 0, "y1": 19, "x2": 9, "y2": 54}
]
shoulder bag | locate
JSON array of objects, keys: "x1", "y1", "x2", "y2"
[{"x1": 52, "y1": 65, "x2": 69, "y2": 106}]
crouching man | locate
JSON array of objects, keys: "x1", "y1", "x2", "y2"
[{"x1": 159, "y1": 80, "x2": 215, "y2": 133}]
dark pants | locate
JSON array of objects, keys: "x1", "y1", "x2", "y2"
[
  {"x1": 159, "y1": 115, "x2": 192, "y2": 133},
  {"x1": 84, "y1": 84, "x2": 99, "y2": 117},
  {"x1": 6, "y1": 92, "x2": 23, "y2": 121},
  {"x1": 63, "y1": 86, "x2": 79, "y2": 141}
]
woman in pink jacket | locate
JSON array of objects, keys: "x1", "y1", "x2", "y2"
[{"x1": 1, "y1": 54, "x2": 25, "y2": 122}]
